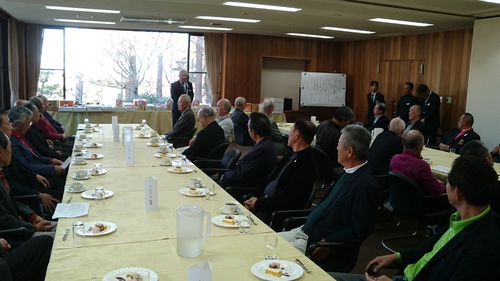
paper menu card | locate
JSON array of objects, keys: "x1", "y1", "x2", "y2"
[
  {"x1": 52, "y1": 203, "x2": 90, "y2": 219},
  {"x1": 188, "y1": 260, "x2": 212, "y2": 281},
  {"x1": 144, "y1": 176, "x2": 158, "y2": 212},
  {"x1": 431, "y1": 165, "x2": 451, "y2": 174}
]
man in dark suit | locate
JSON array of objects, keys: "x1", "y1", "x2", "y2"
[
  {"x1": 331, "y1": 156, "x2": 500, "y2": 281},
  {"x1": 404, "y1": 105, "x2": 426, "y2": 139},
  {"x1": 368, "y1": 118, "x2": 405, "y2": 176},
  {"x1": 396, "y1": 82, "x2": 418, "y2": 123},
  {"x1": 367, "y1": 81, "x2": 385, "y2": 120},
  {"x1": 164, "y1": 94, "x2": 196, "y2": 147},
  {"x1": 417, "y1": 84, "x2": 440, "y2": 145},
  {"x1": 232, "y1": 96, "x2": 253, "y2": 145},
  {"x1": 244, "y1": 119, "x2": 316, "y2": 224},
  {"x1": 38, "y1": 95, "x2": 65, "y2": 133},
  {"x1": 365, "y1": 102, "x2": 389, "y2": 131},
  {"x1": 183, "y1": 107, "x2": 225, "y2": 160},
  {"x1": 279, "y1": 125, "x2": 379, "y2": 269},
  {"x1": 171, "y1": 70, "x2": 194, "y2": 126},
  {"x1": 221, "y1": 112, "x2": 277, "y2": 190},
  {"x1": 438, "y1": 113, "x2": 480, "y2": 154}
]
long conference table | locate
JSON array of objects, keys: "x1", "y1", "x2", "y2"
[{"x1": 44, "y1": 124, "x2": 334, "y2": 280}]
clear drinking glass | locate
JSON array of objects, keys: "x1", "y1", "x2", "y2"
[
  {"x1": 205, "y1": 184, "x2": 215, "y2": 201},
  {"x1": 449, "y1": 147, "x2": 456, "y2": 157},
  {"x1": 95, "y1": 187, "x2": 105, "y2": 204},
  {"x1": 238, "y1": 210, "x2": 251, "y2": 234},
  {"x1": 264, "y1": 235, "x2": 278, "y2": 260}
]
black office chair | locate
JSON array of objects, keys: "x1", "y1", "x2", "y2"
[
  {"x1": 194, "y1": 149, "x2": 241, "y2": 179},
  {"x1": 0, "y1": 227, "x2": 31, "y2": 247},
  {"x1": 282, "y1": 216, "x2": 361, "y2": 273},
  {"x1": 186, "y1": 142, "x2": 229, "y2": 162},
  {"x1": 233, "y1": 123, "x2": 254, "y2": 146},
  {"x1": 168, "y1": 127, "x2": 197, "y2": 148},
  {"x1": 381, "y1": 171, "x2": 454, "y2": 253},
  {"x1": 311, "y1": 147, "x2": 334, "y2": 190},
  {"x1": 281, "y1": 134, "x2": 293, "y2": 156}
]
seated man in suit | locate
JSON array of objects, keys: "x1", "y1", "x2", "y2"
[
  {"x1": 183, "y1": 107, "x2": 225, "y2": 160},
  {"x1": 316, "y1": 106, "x2": 355, "y2": 175},
  {"x1": 368, "y1": 118, "x2": 405, "y2": 176},
  {"x1": 215, "y1": 98, "x2": 234, "y2": 141},
  {"x1": 438, "y1": 113, "x2": 480, "y2": 154},
  {"x1": 244, "y1": 119, "x2": 316, "y2": 224},
  {"x1": 0, "y1": 131, "x2": 56, "y2": 246},
  {"x1": 8, "y1": 106, "x2": 66, "y2": 190},
  {"x1": 491, "y1": 143, "x2": 500, "y2": 163},
  {"x1": 390, "y1": 130, "x2": 445, "y2": 195},
  {"x1": 164, "y1": 94, "x2": 196, "y2": 148},
  {"x1": 365, "y1": 102, "x2": 389, "y2": 131},
  {"x1": 231, "y1": 96, "x2": 253, "y2": 145},
  {"x1": 331, "y1": 156, "x2": 500, "y2": 281},
  {"x1": 220, "y1": 112, "x2": 277, "y2": 191},
  {"x1": 1, "y1": 235, "x2": 53, "y2": 281},
  {"x1": 38, "y1": 95, "x2": 65, "y2": 133},
  {"x1": 29, "y1": 96, "x2": 73, "y2": 146},
  {"x1": 278, "y1": 124, "x2": 379, "y2": 270},
  {"x1": 261, "y1": 99, "x2": 285, "y2": 155},
  {"x1": 404, "y1": 105, "x2": 426, "y2": 139}
]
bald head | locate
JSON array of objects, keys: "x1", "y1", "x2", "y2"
[{"x1": 403, "y1": 130, "x2": 425, "y2": 151}]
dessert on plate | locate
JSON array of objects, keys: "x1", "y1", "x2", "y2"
[
  {"x1": 222, "y1": 215, "x2": 235, "y2": 225},
  {"x1": 265, "y1": 262, "x2": 282, "y2": 277}
]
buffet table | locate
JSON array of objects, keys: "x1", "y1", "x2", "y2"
[{"x1": 44, "y1": 124, "x2": 333, "y2": 280}]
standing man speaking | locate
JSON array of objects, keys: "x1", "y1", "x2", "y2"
[{"x1": 171, "y1": 70, "x2": 194, "y2": 126}]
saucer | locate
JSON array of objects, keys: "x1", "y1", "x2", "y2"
[
  {"x1": 219, "y1": 207, "x2": 239, "y2": 215},
  {"x1": 67, "y1": 187, "x2": 88, "y2": 193},
  {"x1": 159, "y1": 162, "x2": 172, "y2": 166},
  {"x1": 72, "y1": 174, "x2": 91, "y2": 180},
  {"x1": 72, "y1": 160, "x2": 88, "y2": 165},
  {"x1": 90, "y1": 169, "x2": 107, "y2": 176},
  {"x1": 186, "y1": 183, "x2": 206, "y2": 188}
]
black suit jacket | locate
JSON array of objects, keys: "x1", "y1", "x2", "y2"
[
  {"x1": 420, "y1": 91, "x2": 440, "y2": 130},
  {"x1": 0, "y1": 177, "x2": 36, "y2": 236},
  {"x1": 367, "y1": 92, "x2": 385, "y2": 119},
  {"x1": 25, "y1": 126, "x2": 61, "y2": 159},
  {"x1": 183, "y1": 121, "x2": 225, "y2": 160},
  {"x1": 305, "y1": 163, "x2": 379, "y2": 247},
  {"x1": 165, "y1": 108, "x2": 196, "y2": 139},
  {"x1": 231, "y1": 108, "x2": 252, "y2": 143},
  {"x1": 43, "y1": 111, "x2": 63, "y2": 133},
  {"x1": 171, "y1": 80, "x2": 194, "y2": 125},
  {"x1": 10, "y1": 136, "x2": 55, "y2": 177},
  {"x1": 441, "y1": 128, "x2": 480, "y2": 154},
  {"x1": 405, "y1": 120, "x2": 427, "y2": 138},
  {"x1": 397, "y1": 94, "x2": 418, "y2": 123},
  {"x1": 368, "y1": 131, "x2": 403, "y2": 175},
  {"x1": 365, "y1": 115, "x2": 389, "y2": 131},
  {"x1": 399, "y1": 211, "x2": 500, "y2": 280}
]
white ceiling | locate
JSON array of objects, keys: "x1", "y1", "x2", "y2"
[{"x1": 1, "y1": 0, "x2": 500, "y2": 41}]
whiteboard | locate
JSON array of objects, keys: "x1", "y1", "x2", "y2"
[{"x1": 300, "y1": 72, "x2": 346, "y2": 107}]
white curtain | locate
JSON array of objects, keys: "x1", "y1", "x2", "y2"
[
  {"x1": 7, "y1": 18, "x2": 19, "y2": 106},
  {"x1": 204, "y1": 33, "x2": 223, "y2": 106},
  {"x1": 26, "y1": 25, "x2": 44, "y2": 98}
]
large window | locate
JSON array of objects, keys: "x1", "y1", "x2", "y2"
[{"x1": 38, "y1": 28, "x2": 211, "y2": 105}]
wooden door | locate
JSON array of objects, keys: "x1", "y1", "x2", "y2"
[{"x1": 379, "y1": 60, "x2": 424, "y2": 118}]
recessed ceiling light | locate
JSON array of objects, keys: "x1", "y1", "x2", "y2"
[
  {"x1": 54, "y1": 19, "x2": 116, "y2": 25},
  {"x1": 120, "y1": 17, "x2": 187, "y2": 24},
  {"x1": 223, "y1": 2, "x2": 301, "y2": 12},
  {"x1": 179, "y1": 25, "x2": 233, "y2": 31},
  {"x1": 369, "y1": 18, "x2": 433, "y2": 27},
  {"x1": 286, "y1": 33, "x2": 334, "y2": 39},
  {"x1": 195, "y1": 16, "x2": 260, "y2": 23},
  {"x1": 46, "y1": 6, "x2": 120, "y2": 14},
  {"x1": 480, "y1": 0, "x2": 500, "y2": 4},
  {"x1": 322, "y1": 27, "x2": 375, "y2": 34}
]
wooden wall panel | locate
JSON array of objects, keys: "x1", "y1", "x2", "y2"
[{"x1": 339, "y1": 29, "x2": 473, "y2": 135}]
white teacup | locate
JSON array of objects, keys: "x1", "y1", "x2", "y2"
[
  {"x1": 85, "y1": 123, "x2": 92, "y2": 128},
  {"x1": 70, "y1": 181, "x2": 84, "y2": 191},
  {"x1": 78, "y1": 134, "x2": 87, "y2": 140},
  {"x1": 223, "y1": 201, "x2": 238, "y2": 213},
  {"x1": 84, "y1": 127, "x2": 93, "y2": 133},
  {"x1": 158, "y1": 146, "x2": 168, "y2": 153},
  {"x1": 74, "y1": 170, "x2": 88, "y2": 179},
  {"x1": 189, "y1": 177, "x2": 202, "y2": 188},
  {"x1": 74, "y1": 144, "x2": 84, "y2": 152},
  {"x1": 151, "y1": 137, "x2": 159, "y2": 144},
  {"x1": 161, "y1": 157, "x2": 172, "y2": 165},
  {"x1": 74, "y1": 156, "x2": 85, "y2": 164}
]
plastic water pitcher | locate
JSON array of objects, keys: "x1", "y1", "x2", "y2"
[{"x1": 175, "y1": 204, "x2": 211, "y2": 258}]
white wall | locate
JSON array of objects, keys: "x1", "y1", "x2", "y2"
[
  {"x1": 466, "y1": 17, "x2": 500, "y2": 150},
  {"x1": 261, "y1": 58, "x2": 306, "y2": 111}
]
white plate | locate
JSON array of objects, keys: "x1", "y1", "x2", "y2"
[
  {"x1": 72, "y1": 174, "x2": 91, "y2": 180},
  {"x1": 102, "y1": 267, "x2": 158, "y2": 281},
  {"x1": 219, "y1": 207, "x2": 239, "y2": 215},
  {"x1": 72, "y1": 161, "x2": 88, "y2": 165},
  {"x1": 179, "y1": 187, "x2": 207, "y2": 197},
  {"x1": 76, "y1": 221, "x2": 117, "y2": 237},
  {"x1": 211, "y1": 215, "x2": 239, "y2": 228},
  {"x1": 81, "y1": 189, "x2": 114, "y2": 199},
  {"x1": 84, "y1": 143, "x2": 102, "y2": 148},
  {"x1": 84, "y1": 154, "x2": 104, "y2": 160},
  {"x1": 167, "y1": 167, "x2": 194, "y2": 174},
  {"x1": 147, "y1": 142, "x2": 160, "y2": 147},
  {"x1": 185, "y1": 183, "x2": 206, "y2": 188},
  {"x1": 90, "y1": 169, "x2": 107, "y2": 176},
  {"x1": 251, "y1": 260, "x2": 304, "y2": 280},
  {"x1": 159, "y1": 152, "x2": 176, "y2": 158},
  {"x1": 133, "y1": 126, "x2": 142, "y2": 130},
  {"x1": 154, "y1": 153, "x2": 167, "y2": 158},
  {"x1": 67, "y1": 187, "x2": 88, "y2": 193},
  {"x1": 135, "y1": 134, "x2": 151, "y2": 138},
  {"x1": 159, "y1": 162, "x2": 172, "y2": 166}
]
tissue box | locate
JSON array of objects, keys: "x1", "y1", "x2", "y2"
[
  {"x1": 113, "y1": 107, "x2": 126, "y2": 112},
  {"x1": 146, "y1": 105, "x2": 156, "y2": 111},
  {"x1": 102, "y1": 106, "x2": 113, "y2": 112},
  {"x1": 126, "y1": 107, "x2": 138, "y2": 112},
  {"x1": 86, "y1": 106, "x2": 102, "y2": 112},
  {"x1": 73, "y1": 106, "x2": 87, "y2": 112},
  {"x1": 58, "y1": 106, "x2": 73, "y2": 112},
  {"x1": 59, "y1": 100, "x2": 74, "y2": 107},
  {"x1": 47, "y1": 100, "x2": 58, "y2": 111}
]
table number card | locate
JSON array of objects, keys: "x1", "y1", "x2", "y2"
[
  {"x1": 112, "y1": 115, "x2": 118, "y2": 125},
  {"x1": 144, "y1": 177, "x2": 158, "y2": 212},
  {"x1": 122, "y1": 126, "x2": 133, "y2": 146},
  {"x1": 125, "y1": 141, "x2": 134, "y2": 164},
  {"x1": 113, "y1": 124, "x2": 120, "y2": 142},
  {"x1": 188, "y1": 260, "x2": 212, "y2": 281}
]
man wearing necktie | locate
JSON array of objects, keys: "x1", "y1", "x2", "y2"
[
  {"x1": 171, "y1": 70, "x2": 194, "y2": 126},
  {"x1": 366, "y1": 81, "x2": 385, "y2": 120}
]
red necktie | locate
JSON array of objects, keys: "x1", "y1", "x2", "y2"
[{"x1": 0, "y1": 172, "x2": 11, "y2": 194}]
